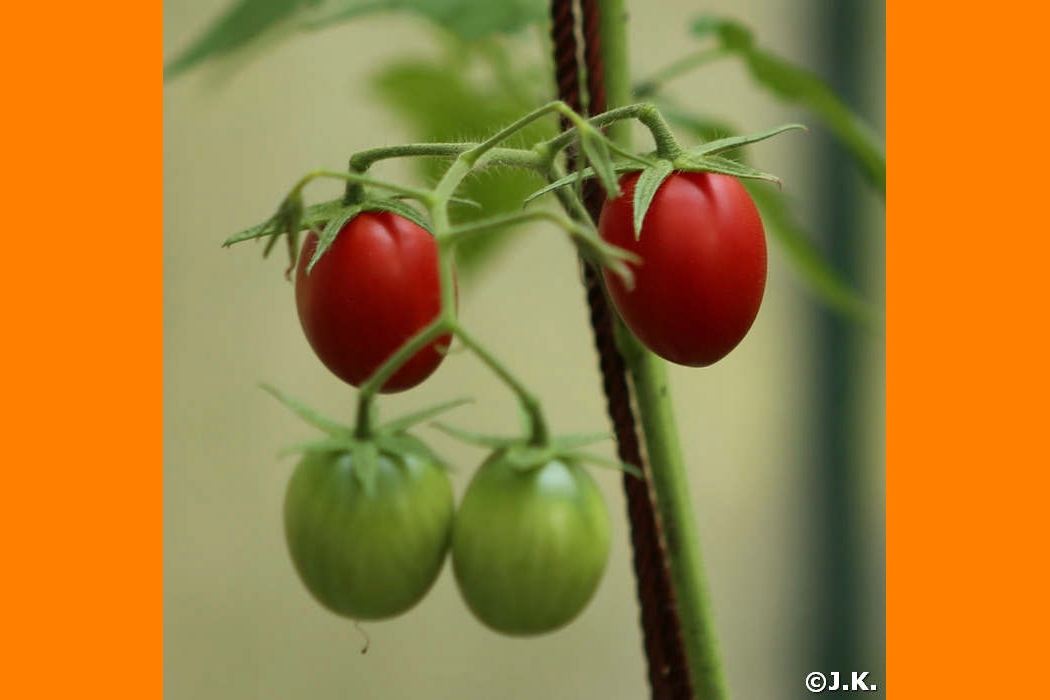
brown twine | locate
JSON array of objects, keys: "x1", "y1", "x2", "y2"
[{"x1": 548, "y1": 1, "x2": 694, "y2": 697}]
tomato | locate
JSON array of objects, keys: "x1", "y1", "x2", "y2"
[
  {"x1": 295, "y1": 211, "x2": 451, "y2": 393},
  {"x1": 451, "y1": 452, "x2": 611, "y2": 636},
  {"x1": 283, "y1": 450, "x2": 454, "y2": 620},
  {"x1": 598, "y1": 171, "x2": 767, "y2": 366}
]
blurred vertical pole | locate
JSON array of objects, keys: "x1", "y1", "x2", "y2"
[{"x1": 808, "y1": 0, "x2": 884, "y2": 686}]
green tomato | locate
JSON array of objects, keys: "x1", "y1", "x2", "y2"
[
  {"x1": 452, "y1": 453, "x2": 611, "y2": 635},
  {"x1": 283, "y1": 450, "x2": 454, "y2": 620}
]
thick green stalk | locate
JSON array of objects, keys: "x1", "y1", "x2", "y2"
[{"x1": 598, "y1": 1, "x2": 728, "y2": 697}]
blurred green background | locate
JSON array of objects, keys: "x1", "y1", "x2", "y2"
[{"x1": 163, "y1": 1, "x2": 884, "y2": 698}]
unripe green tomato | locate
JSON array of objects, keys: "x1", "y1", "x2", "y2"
[
  {"x1": 283, "y1": 450, "x2": 454, "y2": 620},
  {"x1": 452, "y1": 453, "x2": 611, "y2": 636}
]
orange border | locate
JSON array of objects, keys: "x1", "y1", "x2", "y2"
[
  {"x1": 3, "y1": 2, "x2": 161, "y2": 698},
  {"x1": 888, "y1": 3, "x2": 1047, "y2": 698}
]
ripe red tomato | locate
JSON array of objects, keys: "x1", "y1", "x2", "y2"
[
  {"x1": 295, "y1": 212, "x2": 451, "y2": 392},
  {"x1": 599, "y1": 171, "x2": 767, "y2": 367}
]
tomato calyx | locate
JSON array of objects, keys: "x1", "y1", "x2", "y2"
[
  {"x1": 432, "y1": 422, "x2": 642, "y2": 479},
  {"x1": 262, "y1": 384, "x2": 467, "y2": 493},
  {"x1": 223, "y1": 192, "x2": 436, "y2": 277}
]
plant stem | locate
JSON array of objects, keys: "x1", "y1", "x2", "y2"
[{"x1": 598, "y1": 0, "x2": 728, "y2": 697}]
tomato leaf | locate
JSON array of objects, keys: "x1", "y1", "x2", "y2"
[
  {"x1": 746, "y1": 184, "x2": 878, "y2": 323},
  {"x1": 690, "y1": 15, "x2": 754, "y2": 50},
  {"x1": 549, "y1": 433, "x2": 614, "y2": 451},
  {"x1": 260, "y1": 384, "x2": 352, "y2": 437},
  {"x1": 689, "y1": 15, "x2": 885, "y2": 197},
  {"x1": 165, "y1": 0, "x2": 547, "y2": 81},
  {"x1": 164, "y1": 0, "x2": 305, "y2": 81},
  {"x1": 631, "y1": 160, "x2": 674, "y2": 239}
]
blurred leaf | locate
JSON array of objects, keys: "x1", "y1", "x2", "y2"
[
  {"x1": 165, "y1": 0, "x2": 306, "y2": 80},
  {"x1": 747, "y1": 184, "x2": 877, "y2": 323},
  {"x1": 689, "y1": 15, "x2": 885, "y2": 197},
  {"x1": 165, "y1": 0, "x2": 546, "y2": 81},
  {"x1": 371, "y1": 46, "x2": 554, "y2": 279}
]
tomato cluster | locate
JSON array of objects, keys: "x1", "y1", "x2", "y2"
[
  {"x1": 284, "y1": 209, "x2": 613, "y2": 635},
  {"x1": 276, "y1": 165, "x2": 767, "y2": 634}
]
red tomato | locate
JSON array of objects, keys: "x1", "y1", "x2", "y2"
[
  {"x1": 599, "y1": 171, "x2": 767, "y2": 367},
  {"x1": 295, "y1": 211, "x2": 451, "y2": 392}
]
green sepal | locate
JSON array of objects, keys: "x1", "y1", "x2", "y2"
[
  {"x1": 632, "y1": 159, "x2": 675, "y2": 239},
  {"x1": 364, "y1": 197, "x2": 433, "y2": 233},
  {"x1": 379, "y1": 432, "x2": 454, "y2": 473},
  {"x1": 691, "y1": 123, "x2": 805, "y2": 158},
  {"x1": 431, "y1": 422, "x2": 518, "y2": 450},
  {"x1": 569, "y1": 230, "x2": 638, "y2": 289},
  {"x1": 260, "y1": 384, "x2": 350, "y2": 437},
  {"x1": 350, "y1": 439, "x2": 380, "y2": 496},
  {"x1": 276, "y1": 437, "x2": 357, "y2": 459},
  {"x1": 565, "y1": 450, "x2": 644, "y2": 479},
  {"x1": 305, "y1": 204, "x2": 361, "y2": 274},
  {"x1": 523, "y1": 161, "x2": 639, "y2": 206},
  {"x1": 673, "y1": 152, "x2": 782, "y2": 186},
  {"x1": 379, "y1": 397, "x2": 473, "y2": 435},
  {"x1": 547, "y1": 433, "x2": 616, "y2": 452},
  {"x1": 579, "y1": 125, "x2": 621, "y2": 199}
]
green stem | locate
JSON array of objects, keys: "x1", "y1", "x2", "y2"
[
  {"x1": 598, "y1": 1, "x2": 727, "y2": 697},
  {"x1": 451, "y1": 322, "x2": 549, "y2": 447},
  {"x1": 294, "y1": 168, "x2": 434, "y2": 203}
]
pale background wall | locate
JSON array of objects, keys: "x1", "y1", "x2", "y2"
[{"x1": 163, "y1": 2, "x2": 885, "y2": 698}]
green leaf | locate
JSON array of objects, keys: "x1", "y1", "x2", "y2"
[
  {"x1": 165, "y1": 0, "x2": 305, "y2": 80},
  {"x1": 690, "y1": 15, "x2": 753, "y2": 50},
  {"x1": 742, "y1": 50, "x2": 884, "y2": 196},
  {"x1": 548, "y1": 433, "x2": 614, "y2": 451},
  {"x1": 166, "y1": 0, "x2": 547, "y2": 82},
  {"x1": 371, "y1": 47, "x2": 554, "y2": 279},
  {"x1": 747, "y1": 183, "x2": 877, "y2": 323},
  {"x1": 689, "y1": 15, "x2": 884, "y2": 196},
  {"x1": 394, "y1": 0, "x2": 545, "y2": 41},
  {"x1": 632, "y1": 160, "x2": 674, "y2": 238}
]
